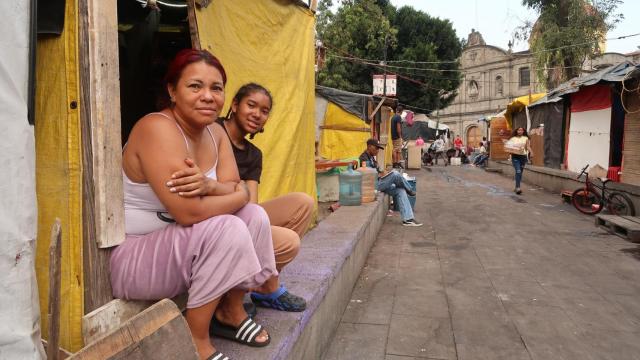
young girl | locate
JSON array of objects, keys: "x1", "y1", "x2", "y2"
[
  {"x1": 171, "y1": 83, "x2": 314, "y2": 312},
  {"x1": 506, "y1": 127, "x2": 533, "y2": 194}
]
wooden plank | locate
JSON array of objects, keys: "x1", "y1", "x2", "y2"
[
  {"x1": 70, "y1": 300, "x2": 198, "y2": 360},
  {"x1": 82, "y1": 294, "x2": 188, "y2": 346},
  {"x1": 78, "y1": 0, "x2": 124, "y2": 249},
  {"x1": 47, "y1": 219, "x2": 62, "y2": 360},
  {"x1": 621, "y1": 216, "x2": 640, "y2": 225},
  {"x1": 320, "y1": 125, "x2": 370, "y2": 132},
  {"x1": 77, "y1": 0, "x2": 119, "y2": 314},
  {"x1": 42, "y1": 340, "x2": 72, "y2": 359},
  {"x1": 187, "y1": 0, "x2": 201, "y2": 50},
  {"x1": 596, "y1": 215, "x2": 640, "y2": 242}
]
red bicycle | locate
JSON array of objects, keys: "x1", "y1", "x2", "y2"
[{"x1": 571, "y1": 164, "x2": 635, "y2": 216}]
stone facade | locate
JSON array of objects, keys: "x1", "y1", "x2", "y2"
[{"x1": 437, "y1": 30, "x2": 638, "y2": 148}]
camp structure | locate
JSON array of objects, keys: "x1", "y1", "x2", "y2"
[
  {"x1": 542, "y1": 61, "x2": 639, "y2": 173},
  {"x1": 488, "y1": 93, "x2": 545, "y2": 161},
  {"x1": 401, "y1": 113, "x2": 450, "y2": 143},
  {"x1": 2, "y1": 0, "x2": 318, "y2": 356},
  {"x1": 527, "y1": 95, "x2": 566, "y2": 169},
  {"x1": 316, "y1": 85, "x2": 397, "y2": 166}
]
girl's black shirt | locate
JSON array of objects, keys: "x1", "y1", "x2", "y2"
[{"x1": 216, "y1": 118, "x2": 263, "y2": 183}]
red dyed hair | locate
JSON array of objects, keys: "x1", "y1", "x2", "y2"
[
  {"x1": 164, "y1": 48, "x2": 227, "y2": 87},
  {"x1": 159, "y1": 49, "x2": 227, "y2": 109}
]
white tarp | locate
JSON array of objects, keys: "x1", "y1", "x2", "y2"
[
  {"x1": 567, "y1": 108, "x2": 611, "y2": 173},
  {"x1": 0, "y1": 2, "x2": 43, "y2": 359}
]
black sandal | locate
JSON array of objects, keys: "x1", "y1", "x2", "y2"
[
  {"x1": 207, "y1": 351, "x2": 231, "y2": 360},
  {"x1": 209, "y1": 316, "x2": 270, "y2": 347}
]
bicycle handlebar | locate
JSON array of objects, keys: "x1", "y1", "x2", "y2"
[{"x1": 577, "y1": 164, "x2": 589, "y2": 180}]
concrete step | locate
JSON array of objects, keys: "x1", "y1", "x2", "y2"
[{"x1": 215, "y1": 195, "x2": 389, "y2": 360}]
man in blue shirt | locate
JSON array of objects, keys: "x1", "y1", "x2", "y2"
[
  {"x1": 390, "y1": 105, "x2": 404, "y2": 169},
  {"x1": 359, "y1": 139, "x2": 423, "y2": 227}
]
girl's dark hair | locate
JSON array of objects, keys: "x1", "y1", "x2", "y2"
[
  {"x1": 226, "y1": 83, "x2": 274, "y2": 139},
  {"x1": 513, "y1": 127, "x2": 528, "y2": 137},
  {"x1": 158, "y1": 49, "x2": 227, "y2": 108}
]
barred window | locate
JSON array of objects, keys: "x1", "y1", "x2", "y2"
[{"x1": 519, "y1": 67, "x2": 530, "y2": 87}]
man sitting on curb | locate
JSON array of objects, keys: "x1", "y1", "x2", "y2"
[{"x1": 359, "y1": 138, "x2": 423, "y2": 227}]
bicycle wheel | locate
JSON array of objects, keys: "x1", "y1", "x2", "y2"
[
  {"x1": 572, "y1": 188, "x2": 602, "y2": 215},
  {"x1": 608, "y1": 192, "x2": 636, "y2": 216}
]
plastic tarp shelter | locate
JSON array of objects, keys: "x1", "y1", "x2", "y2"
[
  {"x1": 504, "y1": 93, "x2": 546, "y2": 129},
  {"x1": 0, "y1": 2, "x2": 44, "y2": 358},
  {"x1": 316, "y1": 85, "x2": 369, "y2": 121},
  {"x1": 195, "y1": 1, "x2": 317, "y2": 204},
  {"x1": 318, "y1": 102, "x2": 371, "y2": 160},
  {"x1": 547, "y1": 61, "x2": 640, "y2": 99},
  {"x1": 528, "y1": 95, "x2": 565, "y2": 169}
]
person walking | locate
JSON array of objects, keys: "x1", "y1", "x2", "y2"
[
  {"x1": 506, "y1": 127, "x2": 533, "y2": 195},
  {"x1": 391, "y1": 105, "x2": 404, "y2": 169},
  {"x1": 432, "y1": 135, "x2": 448, "y2": 166}
]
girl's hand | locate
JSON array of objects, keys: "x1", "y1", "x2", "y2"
[{"x1": 167, "y1": 158, "x2": 216, "y2": 197}]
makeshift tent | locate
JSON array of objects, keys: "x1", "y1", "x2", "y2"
[
  {"x1": 504, "y1": 93, "x2": 546, "y2": 129},
  {"x1": 544, "y1": 62, "x2": 639, "y2": 173},
  {"x1": 315, "y1": 86, "x2": 396, "y2": 164},
  {"x1": 21, "y1": 0, "x2": 320, "y2": 353},
  {"x1": 528, "y1": 96, "x2": 565, "y2": 169},
  {"x1": 0, "y1": 2, "x2": 43, "y2": 358},
  {"x1": 488, "y1": 111, "x2": 512, "y2": 160},
  {"x1": 621, "y1": 77, "x2": 640, "y2": 185},
  {"x1": 401, "y1": 113, "x2": 448, "y2": 142},
  {"x1": 319, "y1": 102, "x2": 371, "y2": 160},
  {"x1": 316, "y1": 85, "x2": 368, "y2": 121},
  {"x1": 196, "y1": 1, "x2": 317, "y2": 204},
  {"x1": 566, "y1": 85, "x2": 613, "y2": 172}
]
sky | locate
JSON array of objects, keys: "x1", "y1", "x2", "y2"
[{"x1": 385, "y1": 0, "x2": 640, "y2": 54}]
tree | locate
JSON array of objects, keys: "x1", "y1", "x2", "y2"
[
  {"x1": 316, "y1": 0, "x2": 396, "y2": 94},
  {"x1": 517, "y1": 0, "x2": 623, "y2": 89},
  {"x1": 390, "y1": 6, "x2": 462, "y2": 110},
  {"x1": 316, "y1": 1, "x2": 462, "y2": 112}
]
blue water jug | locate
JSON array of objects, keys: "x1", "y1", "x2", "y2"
[{"x1": 339, "y1": 167, "x2": 362, "y2": 206}]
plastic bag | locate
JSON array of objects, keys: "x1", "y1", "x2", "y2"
[{"x1": 405, "y1": 111, "x2": 414, "y2": 126}]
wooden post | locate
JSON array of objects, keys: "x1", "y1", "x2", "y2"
[
  {"x1": 187, "y1": 0, "x2": 201, "y2": 49},
  {"x1": 78, "y1": 0, "x2": 121, "y2": 314},
  {"x1": 47, "y1": 219, "x2": 62, "y2": 360}
]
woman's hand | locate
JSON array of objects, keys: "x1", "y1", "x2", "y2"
[
  {"x1": 167, "y1": 158, "x2": 216, "y2": 197},
  {"x1": 235, "y1": 180, "x2": 250, "y2": 202}
]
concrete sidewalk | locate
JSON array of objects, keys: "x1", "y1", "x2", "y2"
[{"x1": 324, "y1": 165, "x2": 640, "y2": 360}]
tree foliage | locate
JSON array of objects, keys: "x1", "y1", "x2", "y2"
[
  {"x1": 316, "y1": 0, "x2": 462, "y2": 112},
  {"x1": 517, "y1": 0, "x2": 623, "y2": 89}
]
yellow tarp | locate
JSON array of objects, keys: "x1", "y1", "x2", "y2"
[
  {"x1": 195, "y1": 2, "x2": 317, "y2": 204},
  {"x1": 505, "y1": 93, "x2": 546, "y2": 128},
  {"x1": 35, "y1": 0, "x2": 84, "y2": 351},
  {"x1": 319, "y1": 103, "x2": 371, "y2": 160}
]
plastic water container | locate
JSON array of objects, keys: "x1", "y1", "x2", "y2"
[
  {"x1": 357, "y1": 165, "x2": 377, "y2": 203},
  {"x1": 339, "y1": 167, "x2": 362, "y2": 206}
]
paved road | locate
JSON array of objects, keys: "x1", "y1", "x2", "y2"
[{"x1": 324, "y1": 165, "x2": 640, "y2": 360}]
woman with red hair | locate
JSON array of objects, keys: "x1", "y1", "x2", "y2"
[{"x1": 110, "y1": 49, "x2": 276, "y2": 359}]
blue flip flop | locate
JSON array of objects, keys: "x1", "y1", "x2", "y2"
[{"x1": 250, "y1": 285, "x2": 306, "y2": 312}]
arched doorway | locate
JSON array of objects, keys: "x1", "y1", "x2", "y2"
[{"x1": 466, "y1": 125, "x2": 482, "y2": 150}]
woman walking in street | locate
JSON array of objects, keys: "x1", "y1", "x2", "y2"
[{"x1": 506, "y1": 127, "x2": 533, "y2": 195}]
